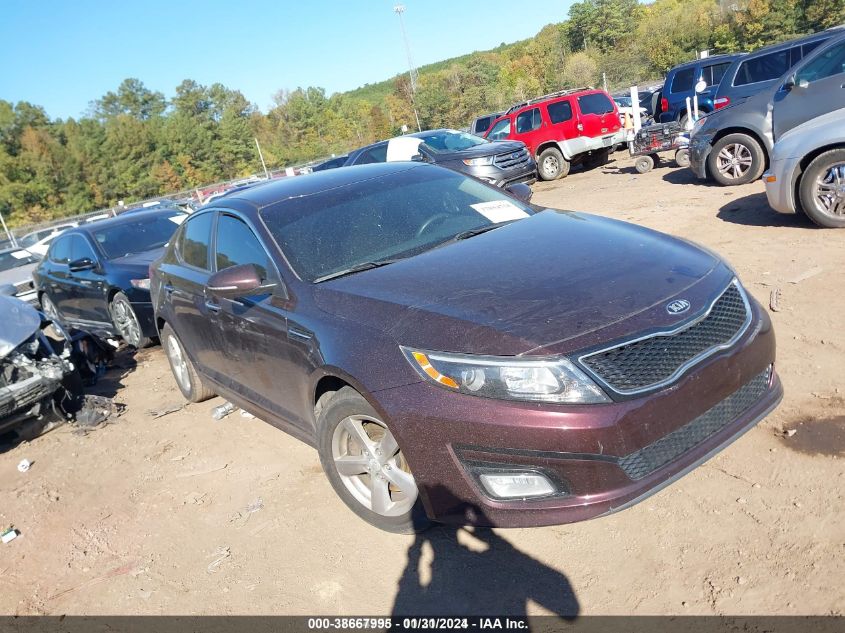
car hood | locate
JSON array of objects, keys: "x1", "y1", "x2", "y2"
[
  {"x1": 434, "y1": 140, "x2": 526, "y2": 160},
  {"x1": 0, "y1": 262, "x2": 38, "y2": 286},
  {"x1": 313, "y1": 210, "x2": 729, "y2": 356},
  {"x1": 0, "y1": 295, "x2": 41, "y2": 358},
  {"x1": 107, "y1": 247, "x2": 165, "y2": 276}
]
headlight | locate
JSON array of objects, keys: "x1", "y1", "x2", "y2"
[
  {"x1": 401, "y1": 347, "x2": 610, "y2": 404},
  {"x1": 462, "y1": 156, "x2": 495, "y2": 166},
  {"x1": 130, "y1": 278, "x2": 150, "y2": 290}
]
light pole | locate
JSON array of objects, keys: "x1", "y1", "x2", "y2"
[{"x1": 393, "y1": 4, "x2": 422, "y2": 132}]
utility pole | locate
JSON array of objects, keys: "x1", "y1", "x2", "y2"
[
  {"x1": 255, "y1": 137, "x2": 270, "y2": 179},
  {"x1": 393, "y1": 4, "x2": 422, "y2": 132},
  {"x1": 0, "y1": 211, "x2": 15, "y2": 247}
]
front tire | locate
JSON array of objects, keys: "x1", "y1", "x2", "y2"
[
  {"x1": 317, "y1": 387, "x2": 430, "y2": 533},
  {"x1": 161, "y1": 323, "x2": 214, "y2": 402},
  {"x1": 708, "y1": 133, "x2": 765, "y2": 186},
  {"x1": 109, "y1": 292, "x2": 150, "y2": 348},
  {"x1": 537, "y1": 147, "x2": 569, "y2": 181},
  {"x1": 798, "y1": 149, "x2": 845, "y2": 228}
]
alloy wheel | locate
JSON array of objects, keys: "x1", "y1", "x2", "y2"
[
  {"x1": 813, "y1": 162, "x2": 845, "y2": 219},
  {"x1": 166, "y1": 334, "x2": 191, "y2": 393},
  {"x1": 715, "y1": 143, "x2": 753, "y2": 180},
  {"x1": 112, "y1": 300, "x2": 141, "y2": 347},
  {"x1": 330, "y1": 415, "x2": 417, "y2": 517}
]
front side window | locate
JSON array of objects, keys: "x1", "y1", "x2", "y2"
[
  {"x1": 215, "y1": 215, "x2": 273, "y2": 282},
  {"x1": 49, "y1": 237, "x2": 72, "y2": 264},
  {"x1": 547, "y1": 100, "x2": 573, "y2": 124},
  {"x1": 671, "y1": 67, "x2": 695, "y2": 93},
  {"x1": 734, "y1": 51, "x2": 790, "y2": 86},
  {"x1": 260, "y1": 166, "x2": 534, "y2": 282},
  {"x1": 486, "y1": 118, "x2": 511, "y2": 140},
  {"x1": 70, "y1": 235, "x2": 97, "y2": 262},
  {"x1": 577, "y1": 93, "x2": 614, "y2": 115},
  {"x1": 515, "y1": 108, "x2": 542, "y2": 133},
  {"x1": 796, "y1": 41, "x2": 845, "y2": 84},
  {"x1": 178, "y1": 212, "x2": 214, "y2": 270},
  {"x1": 353, "y1": 143, "x2": 388, "y2": 165}
]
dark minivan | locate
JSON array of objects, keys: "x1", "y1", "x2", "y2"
[{"x1": 151, "y1": 162, "x2": 781, "y2": 533}]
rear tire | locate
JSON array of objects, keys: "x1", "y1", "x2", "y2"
[
  {"x1": 584, "y1": 148, "x2": 611, "y2": 170},
  {"x1": 798, "y1": 148, "x2": 845, "y2": 228},
  {"x1": 317, "y1": 387, "x2": 431, "y2": 533},
  {"x1": 537, "y1": 147, "x2": 569, "y2": 180},
  {"x1": 708, "y1": 133, "x2": 765, "y2": 186},
  {"x1": 161, "y1": 323, "x2": 214, "y2": 402},
  {"x1": 109, "y1": 292, "x2": 150, "y2": 348}
]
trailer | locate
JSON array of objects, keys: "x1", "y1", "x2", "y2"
[{"x1": 628, "y1": 121, "x2": 690, "y2": 174}]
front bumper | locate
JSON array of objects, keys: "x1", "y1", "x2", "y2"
[
  {"x1": 466, "y1": 161, "x2": 538, "y2": 188},
  {"x1": 689, "y1": 133, "x2": 713, "y2": 179},
  {"x1": 763, "y1": 156, "x2": 800, "y2": 214},
  {"x1": 373, "y1": 300, "x2": 779, "y2": 528}
]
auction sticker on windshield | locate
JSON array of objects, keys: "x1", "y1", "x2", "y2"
[
  {"x1": 10, "y1": 250, "x2": 30, "y2": 259},
  {"x1": 470, "y1": 200, "x2": 529, "y2": 223}
]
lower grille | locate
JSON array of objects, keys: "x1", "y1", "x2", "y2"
[
  {"x1": 494, "y1": 148, "x2": 530, "y2": 169},
  {"x1": 580, "y1": 281, "x2": 751, "y2": 395},
  {"x1": 619, "y1": 367, "x2": 771, "y2": 480},
  {"x1": 0, "y1": 375, "x2": 53, "y2": 418}
]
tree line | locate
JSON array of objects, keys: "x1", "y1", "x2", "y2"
[{"x1": 1, "y1": 0, "x2": 841, "y2": 228}]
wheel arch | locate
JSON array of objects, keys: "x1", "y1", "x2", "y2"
[
  {"x1": 793, "y1": 142, "x2": 845, "y2": 213},
  {"x1": 311, "y1": 367, "x2": 391, "y2": 428},
  {"x1": 536, "y1": 140, "x2": 569, "y2": 161},
  {"x1": 711, "y1": 127, "x2": 771, "y2": 169}
]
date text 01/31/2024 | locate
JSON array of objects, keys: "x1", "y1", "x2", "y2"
[{"x1": 307, "y1": 617, "x2": 529, "y2": 630}]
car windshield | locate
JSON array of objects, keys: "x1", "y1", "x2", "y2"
[
  {"x1": 260, "y1": 166, "x2": 534, "y2": 282},
  {"x1": 0, "y1": 249, "x2": 38, "y2": 272},
  {"x1": 91, "y1": 212, "x2": 185, "y2": 259},
  {"x1": 416, "y1": 130, "x2": 489, "y2": 152},
  {"x1": 615, "y1": 97, "x2": 632, "y2": 107}
]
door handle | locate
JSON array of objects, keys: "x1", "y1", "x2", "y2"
[{"x1": 204, "y1": 300, "x2": 221, "y2": 313}]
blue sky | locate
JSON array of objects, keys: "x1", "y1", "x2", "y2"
[{"x1": 2, "y1": 0, "x2": 577, "y2": 120}]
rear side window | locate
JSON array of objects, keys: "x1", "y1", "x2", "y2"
[
  {"x1": 734, "y1": 50, "x2": 790, "y2": 86},
  {"x1": 473, "y1": 116, "x2": 492, "y2": 134},
  {"x1": 487, "y1": 118, "x2": 511, "y2": 141},
  {"x1": 796, "y1": 41, "x2": 845, "y2": 84},
  {"x1": 547, "y1": 100, "x2": 573, "y2": 124},
  {"x1": 49, "y1": 236, "x2": 72, "y2": 264},
  {"x1": 178, "y1": 212, "x2": 213, "y2": 270},
  {"x1": 704, "y1": 62, "x2": 731, "y2": 87},
  {"x1": 577, "y1": 93, "x2": 614, "y2": 115},
  {"x1": 353, "y1": 143, "x2": 388, "y2": 165},
  {"x1": 800, "y1": 39, "x2": 825, "y2": 60},
  {"x1": 671, "y1": 67, "x2": 695, "y2": 93},
  {"x1": 515, "y1": 108, "x2": 542, "y2": 133},
  {"x1": 215, "y1": 215, "x2": 273, "y2": 282}
]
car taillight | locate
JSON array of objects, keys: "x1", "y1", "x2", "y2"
[
  {"x1": 714, "y1": 97, "x2": 730, "y2": 109},
  {"x1": 661, "y1": 97, "x2": 669, "y2": 113}
]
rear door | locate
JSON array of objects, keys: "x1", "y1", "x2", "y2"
[
  {"x1": 575, "y1": 92, "x2": 619, "y2": 141},
  {"x1": 160, "y1": 211, "x2": 220, "y2": 380},
  {"x1": 40, "y1": 235, "x2": 74, "y2": 318},
  {"x1": 774, "y1": 39, "x2": 845, "y2": 139},
  {"x1": 545, "y1": 98, "x2": 581, "y2": 155}
]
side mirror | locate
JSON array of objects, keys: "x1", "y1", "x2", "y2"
[
  {"x1": 69, "y1": 257, "x2": 97, "y2": 272},
  {"x1": 782, "y1": 75, "x2": 796, "y2": 91},
  {"x1": 206, "y1": 263, "x2": 271, "y2": 299},
  {"x1": 505, "y1": 182, "x2": 533, "y2": 204}
]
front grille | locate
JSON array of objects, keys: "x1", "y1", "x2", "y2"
[
  {"x1": 0, "y1": 375, "x2": 53, "y2": 418},
  {"x1": 494, "y1": 147, "x2": 531, "y2": 169},
  {"x1": 619, "y1": 367, "x2": 771, "y2": 480},
  {"x1": 580, "y1": 282, "x2": 750, "y2": 394}
]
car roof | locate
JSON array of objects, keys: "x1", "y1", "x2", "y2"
[
  {"x1": 736, "y1": 26, "x2": 845, "y2": 60},
  {"x1": 669, "y1": 53, "x2": 745, "y2": 71},
  {"x1": 220, "y1": 162, "x2": 427, "y2": 209},
  {"x1": 68, "y1": 208, "x2": 183, "y2": 236}
]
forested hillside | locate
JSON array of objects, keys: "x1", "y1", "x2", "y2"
[{"x1": 1, "y1": 0, "x2": 841, "y2": 226}]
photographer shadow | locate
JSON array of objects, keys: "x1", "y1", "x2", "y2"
[{"x1": 391, "y1": 492, "x2": 580, "y2": 621}]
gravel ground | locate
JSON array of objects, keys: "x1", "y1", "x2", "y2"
[{"x1": 1, "y1": 153, "x2": 842, "y2": 616}]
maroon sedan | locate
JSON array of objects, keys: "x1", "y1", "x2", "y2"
[{"x1": 150, "y1": 162, "x2": 781, "y2": 533}]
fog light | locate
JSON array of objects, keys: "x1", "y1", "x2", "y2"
[{"x1": 478, "y1": 471, "x2": 556, "y2": 499}]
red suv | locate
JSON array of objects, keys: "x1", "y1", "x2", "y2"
[{"x1": 485, "y1": 88, "x2": 624, "y2": 181}]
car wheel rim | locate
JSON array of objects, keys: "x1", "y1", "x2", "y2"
[
  {"x1": 42, "y1": 296, "x2": 58, "y2": 320},
  {"x1": 542, "y1": 155, "x2": 559, "y2": 175},
  {"x1": 166, "y1": 334, "x2": 191, "y2": 392},
  {"x1": 716, "y1": 143, "x2": 753, "y2": 179},
  {"x1": 331, "y1": 415, "x2": 417, "y2": 517},
  {"x1": 814, "y1": 162, "x2": 845, "y2": 219},
  {"x1": 112, "y1": 300, "x2": 141, "y2": 347}
]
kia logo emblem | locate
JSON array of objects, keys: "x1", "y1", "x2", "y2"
[{"x1": 667, "y1": 299, "x2": 691, "y2": 315}]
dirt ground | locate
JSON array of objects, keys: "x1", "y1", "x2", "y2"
[{"x1": 1, "y1": 153, "x2": 843, "y2": 616}]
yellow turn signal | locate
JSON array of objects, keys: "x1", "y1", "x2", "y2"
[{"x1": 411, "y1": 352, "x2": 459, "y2": 389}]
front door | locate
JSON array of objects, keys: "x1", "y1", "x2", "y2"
[
  {"x1": 774, "y1": 40, "x2": 845, "y2": 140},
  {"x1": 207, "y1": 212, "x2": 310, "y2": 429},
  {"x1": 67, "y1": 234, "x2": 109, "y2": 326}
]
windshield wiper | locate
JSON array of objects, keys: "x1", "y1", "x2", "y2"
[
  {"x1": 452, "y1": 220, "x2": 517, "y2": 241},
  {"x1": 313, "y1": 258, "x2": 401, "y2": 283}
]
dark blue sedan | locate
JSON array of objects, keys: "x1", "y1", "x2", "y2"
[{"x1": 32, "y1": 208, "x2": 186, "y2": 347}]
